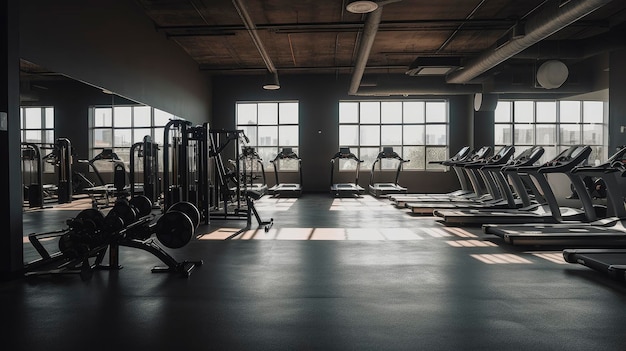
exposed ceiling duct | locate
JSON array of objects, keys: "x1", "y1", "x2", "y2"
[
  {"x1": 231, "y1": 0, "x2": 280, "y2": 89},
  {"x1": 351, "y1": 75, "x2": 589, "y2": 96},
  {"x1": 348, "y1": 0, "x2": 402, "y2": 95},
  {"x1": 514, "y1": 22, "x2": 626, "y2": 60},
  {"x1": 445, "y1": 0, "x2": 614, "y2": 84}
]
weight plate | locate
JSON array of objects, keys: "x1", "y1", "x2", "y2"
[
  {"x1": 104, "y1": 212, "x2": 125, "y2": 232},
  {"x1": 155, "y1": 211, "x2": 193, "y2": 249},
  {"x1": 109, "y1": 200, "x2": 137, "y2": 226},
  {"x1": 75, "y1": 208, "x2": 105, "y2": 228},
  {"x1": 130, "y1": 195, "x2": 153, "y2": 217},
  {"x1": 168, "y1": 202, "x2": 200, "y2": 228}
]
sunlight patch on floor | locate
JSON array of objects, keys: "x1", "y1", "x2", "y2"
[
  {"x1": 199, "y1": 227, "x2": 424, "y2": 241},
  {"x1": 254, "y1": 198, "x2": 298, "y2": 211},
  {"x1": 470, "y1": 253, "x2": 533, "y2": 264},
  {"x1": 443, "y1": 227, "x2": 477, "y2": 238},
  {"x1": 446, "y1": 240, "x2": 497, "y2": 248}
]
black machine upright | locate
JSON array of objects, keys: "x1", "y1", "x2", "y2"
[
  {"x1": 368, "y1": 146, "x2": 409, "y2": 198},
  {"x1": 330, "y1": 147, "x2": 365, "y2": 197},
  {"x1": 268, "y1": 147, "x2": 302, "y2": 197}
]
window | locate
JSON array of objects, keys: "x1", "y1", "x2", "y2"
[
  {"x1": 91, "y1": 105, "x2": 178, "y2": 166},
  {"x1": 20, "y1": 106, "x2": 55, "y2": 172},
  {"x1": 339, "y1": 100, "x2": 449, "y2": 171},
  {"x1": 236, "y1": 101, "x2": 299, "y2": 170},
  {"x1": 494, "y1": 100, "x2": 607, "y2": 164}
]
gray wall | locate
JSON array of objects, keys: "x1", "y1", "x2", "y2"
[
  {"x1": 20, "y1": 0, "x2": 212, "y2": 124},
  {"x1": 212, "y1": 74, "x2": 474, "y2": 193},
  {"x1": 609, "y1": 49, "x2": 626, "y2": 151}
]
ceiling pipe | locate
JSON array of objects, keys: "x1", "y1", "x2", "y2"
[
  {"x1": 348, "y1": 8, "x2": 383, "y2": 95},
  {"x1": 348, "y1": 0, "x2": 402, "y2": 95},
  {"x1": 351, "y1": 75, "x2": 589, "y2": 96},
  {"x1": 231, "y1": 0, "x2": 278, "y2": 82},
  {"x1": 514, "y1": 23, "x2": 626, "y2": 60},
  {"x1": 446, "y1": 0, "x2": 614, "y2": 84}
]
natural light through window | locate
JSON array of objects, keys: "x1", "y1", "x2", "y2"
[
  {"x1": 236, "y1": 101, "x2": 299, "y2": 170},
  {"x1": 494, "y1": 100, "x2": 607, "y2": 164},
  {"x1": 339, "y1": 100, "x2": 449, "y2": 171}
]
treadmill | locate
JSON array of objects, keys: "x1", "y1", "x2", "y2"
[
  {"x1": 484, "y1": 146, "x2": 626, "y2": 247},
  {"x1": 405, "y1": 145, "x2": 514, "y2": 213},
  {"x1": 563, "y1": 249, "x2": 626, "y2": 281},
  {"x1": 434, "y1": 145, "x2": 592, "y2": 226},
  {"x1": 407, "y1": 145, "x2": 545, "y2": 215},
  {"x1": 391, "y1": 146, "x2": 493, "y2": 207},
  {"x1": 268, "y1": 147, "x2": 303, "y2": 197},
  {"x1": 389, "y1": 145, "x2": 471, "y2": 201},
  {"x1": 368, "y1": 147, "x2": 409, "y2": 198},
  {"x1": 330, "y1": 147, "x2": 365, "y2": 197}
]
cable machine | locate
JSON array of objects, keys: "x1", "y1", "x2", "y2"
[
  {"x1": 208, "y1": 129, "x2": 272, "y2": 236},
  {"x1": 162, "y1": 120, "x2": 210, "y2": 224},
  {"x1": 37, "y1": 138, "x2": 73, "y2": 204},
  {"x1": 130, "y1": 135, "x2": 161, "y2": 207},
  {"x1": 21, "y1": 142, "x2": 44, "y2": 208}
]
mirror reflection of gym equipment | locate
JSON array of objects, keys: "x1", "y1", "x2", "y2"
[
  {"x1": 130, "y1": 135, "x2": 161, "y2": 208},
  {"x1": 80, "y1": 148, "x2": 130, "y2": 208},
  {"x1": 268, "y1": 147, "x2": 302, "y2": 197},
  {"x1": 368, "y1": 146, "x2": 409, "y2": 198},
  {"x1": 21, "y1": 142, "x2": 44, "y2": 208},
  {"x1": 330, "y1": 147, "x2": 365, "y2": 197},
  {"x1": 21, "y1": 138, "x2": 74, "y2": 208}
]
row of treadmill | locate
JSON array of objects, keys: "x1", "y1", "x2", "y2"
[
  {"x1": 246, "y1": 146, "x2": 410, "y2": 198},
  {"x1": 388, "y1": 144, "x2": 626, "y2": 282}
]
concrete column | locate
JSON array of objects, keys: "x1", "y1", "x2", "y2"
[{"x1": 0, "y1": 0, "x2": 24, "y2": 279}]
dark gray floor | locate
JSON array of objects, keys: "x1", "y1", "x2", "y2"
[{"x1": 4, "y1": 194, "x2": 626, "y2": 350}]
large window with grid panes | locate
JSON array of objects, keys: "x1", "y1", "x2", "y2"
[
  {"x1": 20, "y1": 106, "x2": 55, "y2": 172},
  {"x1": 91, "y1": 105, "x2": 179, "y2": 167},
  {"x1": 494, "y1": 100, "x2": 607, "y2": 165},
  {"x1": 338, "y1": 100, "x2": 449, "y2": 171},
  {"x1": 235, "y1": 101, "x2": 299, "y2": 170}
]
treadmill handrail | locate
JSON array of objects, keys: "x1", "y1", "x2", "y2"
[
  {"x1": 501, "y1": 146, "x2": 545, "y2": 172},
  {"x1": 463, "y1": 145, "x2": 515, "y2": 169},
  {"x1": 463, "y1": 146, "x2": 515, "y2": 169},
  {"x1": 433, "y1": 146, "x2": 470, "y2": 165},
  {"x1": 538, "y1": 146, "x2": 592, "y2": 174},
  {"x1": 514, "y1": 146, "x2": 586, "y2": 172}
]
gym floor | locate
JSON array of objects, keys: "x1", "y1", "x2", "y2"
[{"x1": 5, "y1": 194, "x2": 626, "y2": 350}]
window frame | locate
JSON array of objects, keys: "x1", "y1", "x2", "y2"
[
  {"x1": 338, "y1": 99, "x2": 450, "y2": 172},
  {"x1": 494, "y1": 99, "x2": 608, "y2": 165},
  {"x1": 235, "y1": 101, "x2": 300, "y2": 171},
  {"x1": 20, "y1": 106, "x2": 55, "y2": 173}
]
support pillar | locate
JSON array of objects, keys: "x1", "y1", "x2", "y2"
[{"x1": 1, "y1": 0, "x2": 24, "y2": 279}]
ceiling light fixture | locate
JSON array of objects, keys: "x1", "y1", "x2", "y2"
[
  {"x1": 262, "y1": 71, "x2": 280, "y2": 90},
  {"x1": 346, "y1": 0, "x2": 379, "y2": 14}
]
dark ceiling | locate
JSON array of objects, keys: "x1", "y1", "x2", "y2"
[
  {"x1": 19, "y1": 0, "x2": 626, "y2": 97},
  {"x1": 135, "y1": 0, "x2": 626, "y2": 78}
]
